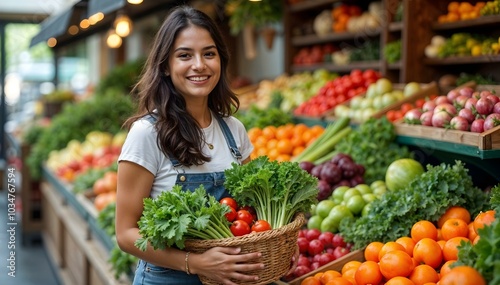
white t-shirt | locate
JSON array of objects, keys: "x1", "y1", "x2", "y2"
[{"x1": 118, "y1": 114, "x2": 253, "y2": 198}]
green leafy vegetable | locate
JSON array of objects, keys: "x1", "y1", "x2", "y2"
[
  {"x1": 455, "y1": 184, "x2": 500, "y2": 284},
  {"x1": 109, "y1": 244, "x2": 138, "y2": 279},
  {"x1": 236, "y1": 104, "x2": 293, "y2": 130},
  {"x1": 135, "y1": 185, "x2": 233, "y2": 251},
  {"x1": 384, "y1": 40, "x2": 402, "y2": 64},
  {"x1": 335, "y1": 117, "x2": 412, "y2": 184},
  {"x1": 224, "y1": 156, "x2": 318, "y2": 229},
  {"x1": 339, "y1": 161, "x2": 490, "y2": 249}
]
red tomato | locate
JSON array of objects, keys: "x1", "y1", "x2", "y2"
[
  {"x1": 251, "y1": 220, "x2": 272, "y2": 232},
  {"x1": 236, "y1": 209, "x2": 254, "y2": 225},
  {"x1": 239, "y1": 205, "x2": 257, "y2": 219},
  {"x1": 415, "y1": 98, "x2": 426, "y2": 109},
  {"x1": 230, "y1": 220, "x2": 251, "y2": 236},
  {"x1": 362, "y1": 69, "x2": 378, "y2": 81},
  {"x1": 225, "y1": 206, "x2": 237, "y2": 222},
  {"x1": 220, "y1": 197, "x2": 238, "y2": 210}
]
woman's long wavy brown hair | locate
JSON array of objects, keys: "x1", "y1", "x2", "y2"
[{"x1": 124, "y1": 5, "x2": 239, "y2": 166}]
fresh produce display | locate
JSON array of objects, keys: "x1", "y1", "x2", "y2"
[
  {"x1": 294, "y1": 69, "x2": 381, "y2": 117},
  {"x1": 426, "y1": 33, "x2": 500, "y2": 58},
  {"x1": 248, "y1": 123, "x2": 325, "y2": 162},
  {"x1": 330, "y1": 4, "x2": 363, "y2": 33},
  {"x1": 480, "y1": 0, "x2": 500, "y2": 15},
  {"x1": 455, "y1": 184, "x2": 499, "y2": 284},
  {"x1": 455, "y1": 72, "x2": 499, "y2": 86},
  {"x1": 334, "y1": 78, "x2": 423, "y2": 123},
  {"x1": 299, "y1": 153, "x2": 366, "y2": 201},
  {"x1": 348, "y1": 39, "x2": 380, "y2": 63},
  {"x1": 383, "y1": 40, "x2": 402, "y2": 64},
  {"x1": 401, "y1": 86, "x2": 500, "y2": 132},
  {"x1": 335, "y1": 117, "x2": 412, "y2": 185},
  {"x1": 437, "y1": 1, "x2": 485, "y2": 22},
  {"x1": 293, "y1": 44, "x2": 337, "y2": 65},
  {"x1": 281, "y1": 228, "x2": 353, "y2": 281},
  {"x1": 339, "y1": 160, "x2": 490, "y2": 249},
  {"x1": 292, "y1": 117, "x2": 351, "y2": 164},
  {"x1": 27, "y1": 91, "x2": 135, "y2": 179},
  {"x1": 307, "y1": 180, "x2": 387, "y2": 234},
  {"x1": 224, "y1": 156, "x2": 318, "y2": 229}
]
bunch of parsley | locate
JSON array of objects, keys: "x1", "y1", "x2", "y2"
[
  {"x1": 455, "y1": 184, "x2": 500, "y2": 284},
  {"x1": 135, "y1": 185, "x2": 233, "y2": 251},
  {"x1": 339, "y1": 160, "x2": 490, "y2": 248},
  {"x1": 224, "y1": 156, "x2": 318, "y2": 229}
]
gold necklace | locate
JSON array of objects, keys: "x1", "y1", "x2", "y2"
[{"x1": 207, "y1": 143, "x2": 214, "y2": 150}]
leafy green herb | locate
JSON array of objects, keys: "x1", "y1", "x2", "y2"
[
  {"x1": 335, "y1": 117, "x2": 412, "y2": 184},
  {"x1": 224, "y1": 156, "x2": 318, "y2": 229},
  {"x1": 339, "y1": 161, "x2": 490, "y2": 249},
  {"x1": 97, "y1": 202, "x2": 117, "y2": 236},
  {"x1": 384, "y1": 40, "x2": 402, "y2": 64},
  {"x1": 455, "y1": 184, "x2": 500, "y2": 284},
  {"x1": 135, "y1": 185, "x2": 233, "y2": 251},
  {"x1": 109, "y1": 244, "x2": 138, "y2": 279}
]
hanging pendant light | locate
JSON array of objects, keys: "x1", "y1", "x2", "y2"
[
  {"x1": 114, "y1": 13, "x2": 133, "y2": 37},
  {"x1": 106, "y1": 29, "x2": 122, "y2": 48},
  {"x1": 127, "y1": 0, "x2": 143, "y2": 4}
]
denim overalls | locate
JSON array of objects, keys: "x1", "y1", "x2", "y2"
[{"x1": 133, "y1": 114, "x2": 242, "y2": 285}]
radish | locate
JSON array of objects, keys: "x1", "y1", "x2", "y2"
[
  {"x1": 422, "y1": 101, "x2": 436, "y2": 112},
  {"x1": 450, "y1": 116, "x2": 469, "y2": 131},
  {"x1": 470, "y1": 119, "x2": 485, "y2": 133},
  {"x1": 494, "y1": 102, "x2": 500, "y2": 114},
  {"x1": 420, "y1": 111, "x2": 433, "y2": 126},
  {"x1": 483, "y1": 113, "x2": 500, "y2": 131},
  {"x1": 432, "y1": 111, "x2": 452, "y2": 128},
  {"x1": 458, "y1": 108, "x2": 475, "y2": 123},
  {"x1": 404, "y1": 108, "x2": 423, "y2": 124},
  {"x1": 459, "y1": 87, "x2": 474, "y2": 98},
  {"x1": 434, "y1": 103, "x2": 457, "y2": 115},
  {"x1": 434, "y1": 95, "x2": 450, "y2": 105},
  {"x1": 446, "y1": 89, "x2": 460, "y2": 102},
  {"x1": 476, "y1": 97, "x2": 494, "y2": 115}
]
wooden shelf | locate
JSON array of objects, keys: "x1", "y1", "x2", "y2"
[
  {"x1": 291, "y1": 60, "x2": 381, "y2": 73},
  {"x1": 432, "y1": 14, "x2": 500, "y2": 31},
  {"x1": 425, "y1": 55, "x2": 500, "y2": 65},
  {"x1": 388, "y1": 61, "x2": 402, "y2": 70},
  {"x1": 292, "y1": 29, "x2": 382, "y2": 46},
  {"x1": 288, "y1": 0, "x2": 339, "y2": 12}
]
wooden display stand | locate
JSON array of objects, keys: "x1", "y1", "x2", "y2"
[{"x1": 40, "y1": 169, "x2": 131, "y2": 285}]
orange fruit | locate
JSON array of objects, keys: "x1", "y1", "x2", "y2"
[
  {"x1": 320, "y1": 270, "x2": 342, "y2": 284},
  {"x1": 275, "y1": 126, "x2": 293, "y2": 140},
  {"x1": 396, "y1": 236, "x2": 417, "y2": 257},
  {"x1": 437, "y1": 206, "x2": 471, "y2": 228},
  {"x1": 378, "y1": 241, "x2": 406, "y2": 261},
  {"x1": 261, "y1": 125, "x2": 277, "y2": 140},
  {"x1": 266, "y1": 138, "x2": 279, "y2": 150},
  {"x1": 448, "y1": 1, "x2": 459, "y2": 12},
  {"x1": 276, "y1": 139, "x2": 293, "y2": 155},
  {"x1": 443, "y1": 237, "x2": 470, "y2": 261},
  {"x1": 342, "y1": 267, "x2": 357, "y2": 281},
  {"x1": 413, "y1": 238, "x2": 443, "y2": 269},
  {"x1": 364, "y1": 241, "x2": 384, "y2": 262},
  {"x1": 439, "y1": 266, "x2": 486, "y2": 285},
  {"x1": 324, "y1": 277, "x2": 353, "y2": 285},
  {"x1": 314, "y1": 272, "x2": 323, "y2": 279},
  {"x1": 411, "y1": 220, "x2": 438, "y2": 242},
  {"x1": 440, "y1": 260, "x2": 456, "y2": 277},
  {"x1": 354, "y1": 261, "x2": 383, "y2": 285},
  {"x1": 468, "y1": 222, "x2": 478, "y2": 241},
  {"x1": 292, "y1": 146, "x2": 305, "y2": 157},
  {"x1": 441, "y1": 218, "x2": 469, "y2": 241},
  {"x1": 342, "y1": 260, "x2": 362, "y2": 275},
  {"x1": 437, "y1": 240, "x2": 446, "y2": 250},
  {"x1": 275, "y1": 154, "x2": 292, "y2": 162},
  {"x1": 473, "y1": 210, "x2": 496, "y2": 233},
  {"x1": 473, "y1": 235, "x2": 480, "y2": 244},
  {"x1": 301, "y1": 276, "x2": 321, "y2": 285},
  {"x1": 379, "y1": 250, "x2": 415, "y2": 279},
  {"x1": 409, "y1": 264, "x2": 439, "y2": 285},
  {"x1": 385, "y1": 276, "x2": 416, "y2": 285}
]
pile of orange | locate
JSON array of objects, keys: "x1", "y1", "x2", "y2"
[
  {"x1": 437, "y1": 1, "x2": 486, "y2": 23},
  {"x1": 299, "y1": 206, "x2": 496, "y2": 285},
  {"x1": 248, "y1": 123, "x2": 324, "y2": 162},
  {"x1": 331, "y1": 4, "x2": 362, "y2": 32}
]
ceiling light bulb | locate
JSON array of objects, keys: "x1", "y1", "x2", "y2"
[
  {"x1": 114, "y1": 14, "x2": 132, "y2": 37},
  {"x1": 127, "y1": 0, "x2": 143, "y2": 4}
]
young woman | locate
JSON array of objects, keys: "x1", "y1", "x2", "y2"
[{"x1": 115, "y1": 6, "x2": 265, "y2": 285}]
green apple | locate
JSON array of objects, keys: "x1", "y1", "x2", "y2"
[
  {"x1": 362, "y1": 193, "x2": 377, "y2": 203},
  {"x1": 404, "y1": 82, "x2": 421, "y2": 97},
  {"x1": 373, "y1": 186, "x2": 388, "y2": 197},
  {"x1": 370, "y1": 180, "x2": 386, "y2": 189},
  {"x1": 346, "y1": 195, "x2": 365, "y2": 215},
  {"x1": 376, "y1": 78, "x2": 393, "y2": 95},
  {"x1": 355, "y1": 184, "x2": 372, "y2": 195},
  {"x1": 343, "y1": 188, "x2": 361, "y2": 202},
  {"x1": 362, "y1": 203, "x2": 373, "y2": 217},
  {"x1": 307, "y1": 215, "x2": 323, "y2": 230},
  {"x1": 328, "y1": 205, "x2": 354, "y2": 226},
  {"x1": 316, "y1": 200, "x2": 337, "y2": 219},
  {"x1": 320, "y1": 216, "x2": 339, "y2": 233},
  {"x1": 332, "y1": 186, "x2": 349, "y2": 201}
]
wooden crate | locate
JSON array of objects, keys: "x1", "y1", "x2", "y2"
[
  {"x1": 395, "y1": 124, "x2": 500, "y2": 150},
  {"x1": 276, "y1": 249, "x2": 365, "y2": 285}
]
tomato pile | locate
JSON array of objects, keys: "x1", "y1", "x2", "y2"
[
  {"x1": 294, "y1": 69, "x2": 381, "y2": 117},
  {"x1": 219, "y1": 197, "x2": 271, "y2": 236}
]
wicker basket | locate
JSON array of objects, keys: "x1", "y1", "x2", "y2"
[{"x1": 184, "y1": 213, "x2": 306, "y2": 285}]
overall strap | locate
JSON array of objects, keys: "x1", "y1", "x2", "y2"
[{"x1": 214, "y1": 115, "x2": 242, "y2": 160}]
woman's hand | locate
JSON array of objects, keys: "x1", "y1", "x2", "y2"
[{"x1": 191, "y1": 247, "x2": 264, "y2": 285}]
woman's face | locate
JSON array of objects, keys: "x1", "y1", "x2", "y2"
[{"x1": 168, "y1": 25, "x2": 221, "y2": 101}]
